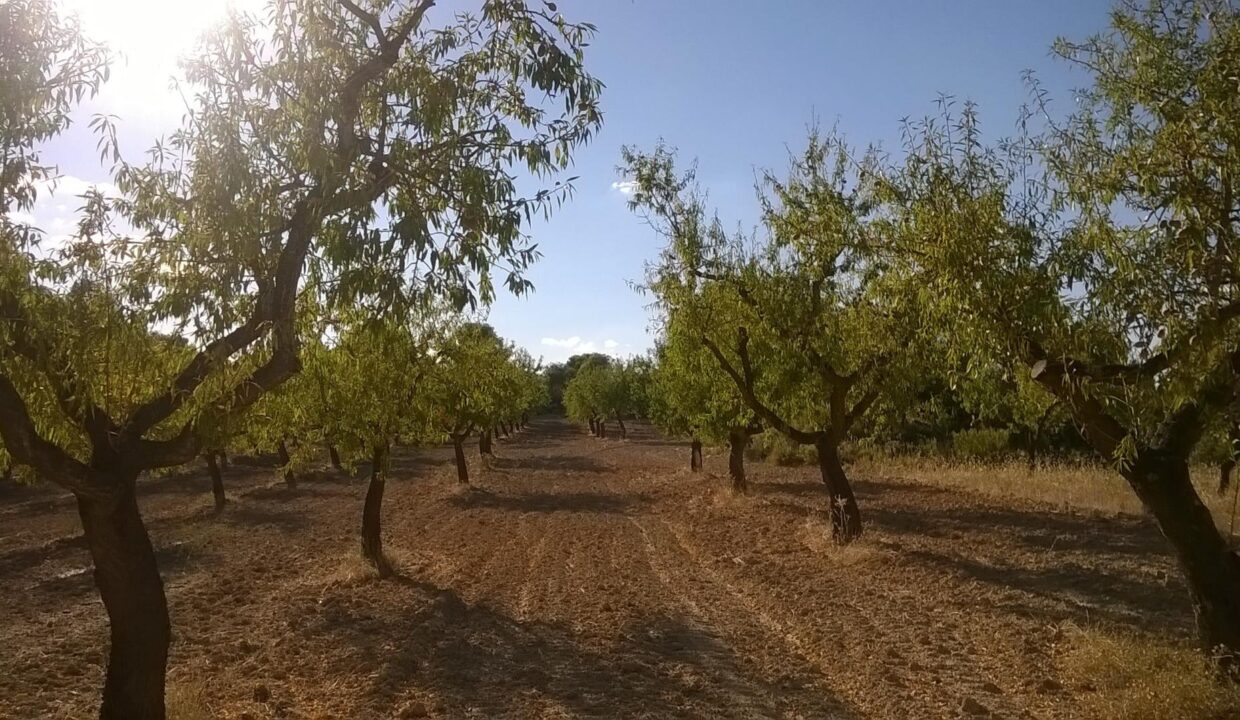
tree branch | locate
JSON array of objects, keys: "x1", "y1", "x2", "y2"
[
  {"x1": 701, "y1": 329, "x2": 818, "y2": 445},
  {"x1": 0, "y1": 371, "x2": 103, "y2": 496}
]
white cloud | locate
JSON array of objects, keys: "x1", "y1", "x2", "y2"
[
  {"x1": 541, "y1": 335, "x2": 583, "y2": 349},
  {"x1": 40, "y1": 175, "x2": 119, "y2": 199},
  {"x1": 538, "y1": 335, "x2": 636, "y2": 363},
  {"x1": 611, "y1": 180, "x2": 638, "y2": 195}
]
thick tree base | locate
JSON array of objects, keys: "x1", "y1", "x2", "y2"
[
  {"x1": 77, "y1": 478, "x2": 172, "y2": 720},
  {"x1": 728, "y1": 431, "x2": 748, "y2": 494},
  {"x1": 815, "y1": 438, "x2": 862, "y2": 543}
]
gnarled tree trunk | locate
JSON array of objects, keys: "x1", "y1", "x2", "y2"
[
  {"x1": 814, "y1": 436, "x2": 862, "y2": 543},
  {"x1": 328, "y1": 444, "x2": 343, "y2": 471},
  {"x1": 588, "y1": 418, "x2": 597, "y2": 436},
  {"x1": 479, "y1": 430, "x2": 493, "y2": 456},
  {"x1": 360, "y1": 444, "x2": 392, "y2": 578},
  {"x1": 277, "y1": 439, "x2": 297, "y2": 488},
  {"x1": 728, "y1": 429, "x2": 749, "y2": 494},
  {"x1": 1126, "y1": 450, "x2": 1240, "y2": 675},
  {"x1": 617, "y1": 417, "x2": 627, "y2": 439},
  {"x1": 690, "y1": 438, "x2": 703, "y2": 472},
  {"x1": 598, "y1": 420, "x2": 607, "y2": 439},
  {"x1": 77, "y1": 476, "x2": 171, "y2": 720},
  {"x1": 453, "y1": 435, "x2": 469, "y2": 484},
  {"x1": 206, "y1": 453, "x2": 226, "y2": 513},
  {"x1": 1221, "y1": 459, "x2": 1235, "y2": 497}
]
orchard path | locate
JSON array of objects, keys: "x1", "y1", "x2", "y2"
[{"x1": 0, "y1": 417, "x2": 1195, "y2": 719}]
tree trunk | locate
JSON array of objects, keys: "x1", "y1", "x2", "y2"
[
  {"x1": 453, "y1": 436, "x2": 469, "y2": 484},
  {"x1": 1125, "y1": 451, "x2": 1240, "y2": 675},
  {"x1": 814, "y1": 437, "x2": 863, "y2": 543},
  {"x1": 598, "y1": 420, "x2": 607, "y2": 439},
  {"x1": 361, "y1": 444, "x2": 392, "y2": 578},
  {"x1": 328, "y1": 444, "x2": 343, "y2": 471},
  {"x1": 728, "y1": 430, "x2": 748, "y2": 494},
  {"x1": 522, "y1": 412, "x2": 529, "y2": 426},
  {"x1": 479, "y1": 430, "x2": 493, "y2": 456},
  {"x1": 206, "y1": 453, "x2": 226, "y2": 513},
  {"x1": 277, "y1": 440, "x2": 296, "y2": 488},
  {"x1": 588, "y1": 418, "x2": 597, "y2": 436},
  {"x1": 1220, "y1": 459, "x2": 1235, "y2": 496},
  {"x1": 77, "y1": 477, "x2": 171, "y2": 720},
  {"x1": 690, "y1": 438, "x2": 703, "y2": 472},
  {"x1": 617, "y1": 417, "x2": 627, "y2": 439},
  {"x1": 218, "y1": 452, "x2": 229, "y2": 470}
]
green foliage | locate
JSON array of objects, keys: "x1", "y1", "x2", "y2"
[
  {"x1": 562, "y1": 356, "x2": 610, "y2": 426},
  {"x1": 625, "y1": 131, "x2": 925, "y2": 451},
  {"x1": 0, "y1": 0, "x2": 602, "y2": 486},
  {"x1": 424, "y1": 322, "x2": 538, "y2": 439},
  {"x1": 885, "y1": 0, "x2": 1240, "y2": 466},
  {"x1": 649, "y1": 318, "x2": 754, "y2": 442}
]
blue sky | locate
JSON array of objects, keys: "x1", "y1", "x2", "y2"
[{"x1": 32, "y1": 0, "x2": 1115, "y2": 364}]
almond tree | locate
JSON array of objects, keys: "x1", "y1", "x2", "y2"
[
  {"x1": 564, "y1": 357, "x2": 611, "y2": 436},
  {"x1": 650, "y1": 319, "x2": 761, "y2": 491},
  {"x1": 312, "y1": 316, "x2": 437, "y2": 577},
  {"x1": 623, "y1": 137, "x2": 922, "y2": 542},
  {"x1": 887, "y1": 0, "x2": 1240, "y2": 674},
  {"x1": 0, "y1": 0, "x2": 600, "y2": 715},
  {"x1": 425, "y1": 322, "x2": 515, "y2": 483}
]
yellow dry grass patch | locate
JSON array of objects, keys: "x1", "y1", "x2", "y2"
[
  {"x1": 1056, "y1": 626, "x2": 1240, "y2": 720},
  {"x1": 796, "y1": 518, "x2": 889, "y2": 564},
  {"x1": 166, "y1": 680, "x2": 212, "y2": 720},
  {"x1": 855, "y1": 457, "x2": 1237, "y2": 524}
]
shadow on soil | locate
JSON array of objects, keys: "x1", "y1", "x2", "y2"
[
  {"x1": 491, "y1": 454, "x2": 615, "y2": 474},
  {"x1": 448, "y1": 488, "x2": 651, "y2": 516},
  {"x1": 306, "y1": 576, "x2": 860, "y2": 719},
  {"x1": 857, "y1": 480, "x2": 1190, "y2": 635}
]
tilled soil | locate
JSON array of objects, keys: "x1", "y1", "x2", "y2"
[{"x1": 0, "y1": 418, "x2": 1198, "y2": 719}]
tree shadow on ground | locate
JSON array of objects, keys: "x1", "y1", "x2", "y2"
[
  {"x1": 856, "y1": 480, "x2": 1189, "y2": 636},
  {"x1": 218, "y1": 504, "x2": 313, "y2": 533},
  {"x1": 448, "y1": 488, "x2": 651, "y2": 516},
  {"x1": 898, "y1": 544, "x2": 1190, "y2": 635},
  {"x1": 857, "y1": 479, "x2": 1169, "y2": 559},
  {"x1": 304, "y1": 576, "x2": 861, "y2": 719},
  {"x1": 20, "y1": 538, "x2": 197, "y2": 597},
  {"x1": 491, "y1": 454, "x2": 614, "y2": 474},
  {"x1": 0, "y1": 533, "x2": 87, "y2": 576},
  {"x1": 751, "y1": 480, "x2": 826, "y2": 499}
]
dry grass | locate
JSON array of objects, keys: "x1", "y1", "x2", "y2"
[
  {"x1": 795, "y1": 517, "x2": 890, "y2": 565},
  {"x1": 854, "y1": 456, "x2": 1240, "y2": 527},
  {"x1": 317, "y1": 551, "x2": 385, "y2": 588},
  {"x1": 1056, "y1": 625, "x2": 1240, "y2": 720},
  {"x1": 166, "y1": 680, "x2": 212, "y2": 720}
]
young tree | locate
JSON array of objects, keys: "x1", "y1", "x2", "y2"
[
  {"x1": 425, "y1": 323, "x2": 515, "y2": 483},
  {"x1": 0, "y1": 1, "x2": 601, "y2": 715},
  {"x1": 650, "y1": 321, "x2": 761, "y2": 491},
  {"x1": 312, "y1": 317, "x2": 437, "y2": 578},
  {"x1": 564, "y1": 358, "x2": 611, "y2": 437},
  {"x1": 887, "y1": 0, "x2": 1240, "y2": 673}
]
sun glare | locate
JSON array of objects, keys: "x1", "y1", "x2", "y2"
[{"x1": 60, "y1": 0, "x2": 263, "y2": 115}]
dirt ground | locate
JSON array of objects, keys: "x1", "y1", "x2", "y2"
[{"x1": 0, "y1": 417, "x2": 1208, "y2": 719}]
